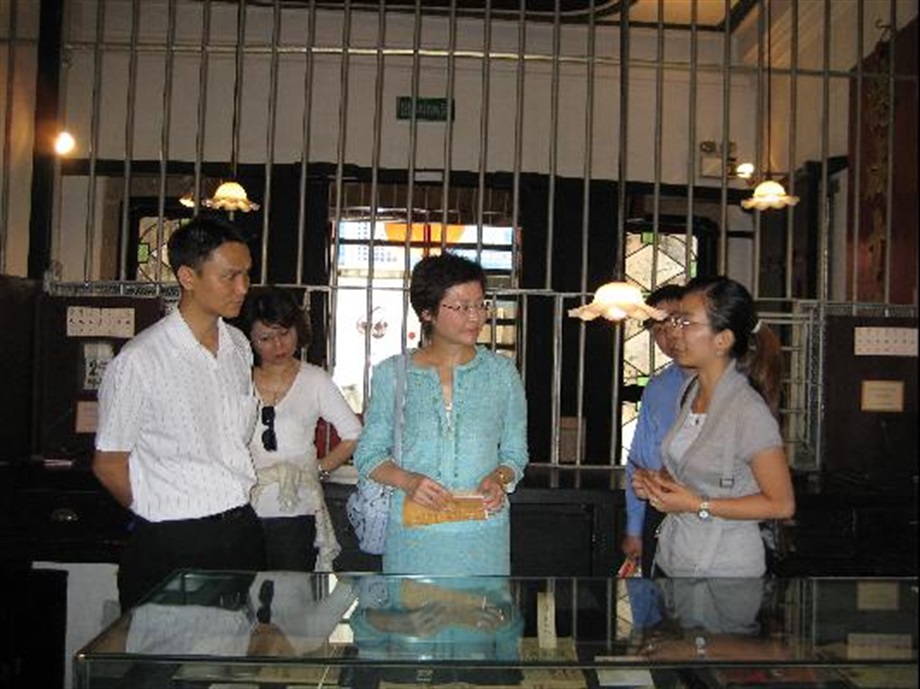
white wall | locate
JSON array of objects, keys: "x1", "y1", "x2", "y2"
[
  {"x1": 58, "y1": 2, "x2": 758, "y2": 181},
  {"x1": 50, "y1": 1, "x2": 762, "y2": 280},
  {"x1": 734, "y1": 0, "x2": 918, "y2": 176}
]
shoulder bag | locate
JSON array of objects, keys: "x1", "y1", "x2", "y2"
[{"x1": 346, "y1": 354, "x2": 407, "y2": 555}]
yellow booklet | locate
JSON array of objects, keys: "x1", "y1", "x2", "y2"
[{"x1": 403, "y1": 492, "x2": 487, "y2": 527}]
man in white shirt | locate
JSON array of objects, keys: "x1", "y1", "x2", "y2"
[{"x1": 94, "y1": 216, "x2": 265, "y2": 611}]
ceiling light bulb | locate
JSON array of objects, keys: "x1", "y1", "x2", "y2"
[
  {"x1": 735, "y1": 162, "x2": 755, "y2": 179},
  {"x1": 54, "y1": 132, "x2": 76, "y2": 156},
  {"x1": 741, "y1": 179, "x2": 800, "y2": 210}
]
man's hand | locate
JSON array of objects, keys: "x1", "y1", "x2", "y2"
[{"x1": 621, "y1": 535, "x2": 643, "y2": 561}]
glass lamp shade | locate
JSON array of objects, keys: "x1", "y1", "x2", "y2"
[
  {"x1": 568, "y1": 281, "x2": 667, "y2": 322},
  {"x1": 201, "y1": 181, "x2": 260, "y2": 212},
  {"x1": 741, "y1": 179, "x2": 800, "y2": 211}
]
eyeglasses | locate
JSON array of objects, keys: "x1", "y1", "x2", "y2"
[
  {"x1": 254, "y1": 327, "x2": 292, "y2": 345},
  {"x1": 261, "y1": 405, "x2": 277, "y2": 452},
  {"x1": 667, "y1": 315, "x2": 708, "y2": 330},
  {"x1": 440, "y1": 301, "x2": 491, "y2": 317}
]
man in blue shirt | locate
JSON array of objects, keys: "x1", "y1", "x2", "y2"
[{"x1": 623, "y1": 284, "x2": 689, "y2": 576}]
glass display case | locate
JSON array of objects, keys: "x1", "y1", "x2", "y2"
[{"x1": 74, "y1": 570, "x2": 917, "y2": 689}]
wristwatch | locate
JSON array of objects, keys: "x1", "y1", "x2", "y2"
[{"x1": 697, "y1": 499, "x2": 712, "y2": 521}]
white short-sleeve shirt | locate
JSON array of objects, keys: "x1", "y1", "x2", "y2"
[{"x1": 95, "y1": 309, "x2": 258, "y2": 521}]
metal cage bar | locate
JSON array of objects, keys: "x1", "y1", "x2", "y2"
[
  {"x1": 259, "y1": 0, "x2": 283, "y2": 283},
  {"x1": 3, "y1": 0, "x2": 915, "y2": 475},
  {"x1": 0, "y1": 0, "x2": 19, "y2": 273},
  {"x1": 83, "y1": 0, "x2": 107, "y2": 280}
]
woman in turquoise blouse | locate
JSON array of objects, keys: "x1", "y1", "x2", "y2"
[{"x1": 353, "y1": 253, "x2": 529, "y2": 576}]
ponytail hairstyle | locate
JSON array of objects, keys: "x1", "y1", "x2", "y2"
[{"x1": 684, "y1": 275, "x2": 783, "y2": 416}]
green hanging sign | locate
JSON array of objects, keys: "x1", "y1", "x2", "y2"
[{"x1": 396, "y1": 97, "x2": 454, "y2": 122}]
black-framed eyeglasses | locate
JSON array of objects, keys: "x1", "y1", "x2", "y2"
[
  {"x1": 439, "y1": 300, "x2": 492, "y2": 317},
  {"x1": 667, "y1": 315, "x2": 708, "y2": 330},
  {"x1": 261, "y1": 405, "x2": 277, "y2": 452}
]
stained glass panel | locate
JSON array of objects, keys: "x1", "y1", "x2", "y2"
[{"x1": 619, "y1": 231, "x2": 697, "y2": 463}]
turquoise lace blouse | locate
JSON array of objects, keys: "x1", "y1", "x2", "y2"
[{"x1": 353, "y1": 347, "x2": 529, "y2": 576}]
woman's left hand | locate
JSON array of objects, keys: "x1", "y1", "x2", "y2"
[{"x1": 477, "y1": 474, "x2": 505, "y2": 514}]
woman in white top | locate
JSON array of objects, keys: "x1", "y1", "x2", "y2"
[{"x1": 242, "y1": 286, "x2": 362, "y2": 571}]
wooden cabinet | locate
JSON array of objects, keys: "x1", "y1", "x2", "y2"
[
  {"x1": 2, "y1": 463, "x2": 618, "y2": 577},
  {"x1": 774, "y1": 474, "x2": 918, "y2": 576},
  {"x1": 0, "y1": 462, "x2": 131, "y2": 566},
  {"x1": 313, "y1": 479, "x2": 618, "y2": 576}
]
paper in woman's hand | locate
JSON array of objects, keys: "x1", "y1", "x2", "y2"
[{"x1": 403, "y1": 491, "x2": 487, "y2": 527}]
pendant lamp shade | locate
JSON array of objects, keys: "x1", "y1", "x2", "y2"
[
  {"x1": 741, "y1": 179, "x2": 799, "y2": 211},
  {"x1": 568, "y1": 282, "x2": 667, "y2": 323},
  {"x1": 182, "y1": 3, "x2": 258, "y2": 214},
  {"x1": 202, "y1": 181, "x2": 260, "y2": 212},
  {"x1": 743, "y1": 0, "x2": 800, "y2": 212}
]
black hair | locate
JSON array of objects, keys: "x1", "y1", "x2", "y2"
[
  {"x1": 241, "y1": 286, "x2": 311, "y2": 360},
  {"x1": 167, "y1": 215, "x2": 248, "y2": 277},
  {"x1": 409, "y1": 252, "x2": 487, "y2": 338},
  {"x1": 684, "y1": 275, "x2": 783, "y2": 415},
  {"x1": 643, "y1": 284, "x2": 686, "y2": 329},
  {"x1": 646, "y1": 283, "x2": 685, "y2": 307}
]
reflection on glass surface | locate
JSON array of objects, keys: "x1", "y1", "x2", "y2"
[
  {"x1": 75, "y1": 571, "x2": 918, "y2": 689},
  {"x1": 350, "y1": 576, "x2": 522, "y2": 659},
  {"x1": 625, "y1": 577, "x2": 786, "y2": 664},
  {"x1": 129, "y1": 571, "x2": 357, "y2": 658},
  {"x1": 348, "y1": 576, "x2": 524, "y2": 686}
]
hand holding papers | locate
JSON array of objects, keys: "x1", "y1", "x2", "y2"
[{"x1": 403, "y1": 491, "x2": 487, "y2": 527}]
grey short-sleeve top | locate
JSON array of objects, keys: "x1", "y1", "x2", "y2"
[{"x1": 655, "y1": 361, "x2": 783, "y2": 577}]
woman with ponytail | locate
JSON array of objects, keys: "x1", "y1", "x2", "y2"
[{"x1": 632, "y1": 275, "x2": 795, "y2": 577}]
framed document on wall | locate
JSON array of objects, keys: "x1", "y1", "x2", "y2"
[{"x1": 34, "y1": 295, "x2": 165, "y2": 463}]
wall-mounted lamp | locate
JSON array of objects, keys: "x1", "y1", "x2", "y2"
[
  {"x1": 698, "y1": 141, "x2": 754, "y2": 181},
  {"x1": 735, "y1": 162, "x2": 755, "y2": 180},
  {"x1": 54, "y1": 132, "x2": 76, "y2": 156}
]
